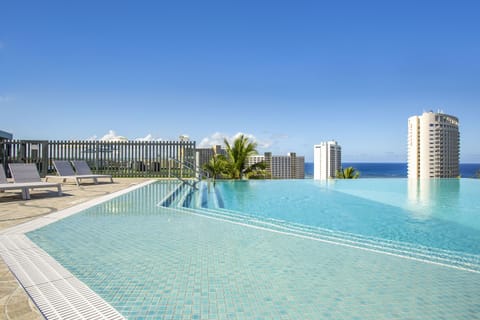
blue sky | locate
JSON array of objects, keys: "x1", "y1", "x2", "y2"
[{"x1": 1, "y1": 0, "x2": 479, "y2": 162}]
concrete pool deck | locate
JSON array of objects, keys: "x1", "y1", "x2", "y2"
[{"x1": 0, "y1": 178, "x2": 151, "y2": 320}]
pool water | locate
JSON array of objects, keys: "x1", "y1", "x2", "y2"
[
  {"x1": 27, "y1": 179, "x2": 480, "y2": 319},
  {"x1": 214, "y1": 179, "x2": 480, "y2": 255}
]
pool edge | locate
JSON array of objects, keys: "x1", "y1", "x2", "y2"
[{"x1": 0, "y1": 179, "x2": 156, "y2": 319}]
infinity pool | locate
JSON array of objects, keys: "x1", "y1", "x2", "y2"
[
  {"x1": 27, "y1": 179, "x2": 480, "y2": 319},
  {"x1": 215, "y1": 179, "x2": 480, "y2": 255}
]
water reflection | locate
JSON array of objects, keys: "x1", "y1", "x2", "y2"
[
  {"x1": 407, "y1": 179, "x2": 460, "y2": 219},
  {"x1": 217, "y1": 180, "x2": 256, "y2": 210}
]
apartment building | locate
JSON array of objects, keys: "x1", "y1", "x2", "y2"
[
  {"x1": 195, "y1": 145, "x2": 226, "y2": 169},
  {"x1": 408, "y1": 111, "x2": 460, "y2": 178},
  {"x1": 313, "y1": 141, "x2": 341, "y2": 180},
  {"x1": 247, "y1": 152, "x2": 305, "y2": 179}
]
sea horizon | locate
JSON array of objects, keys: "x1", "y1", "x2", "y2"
[{"x1": 304, "y1": 162, "x2": 480, "y2": 178}]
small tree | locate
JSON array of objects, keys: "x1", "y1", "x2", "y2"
[
  {"x1": 336, "y1": 167, "x2": 360, "y2": 179},
  {"x1": 203, "y1": 154, "x2": 228, "y2": 185},
  {"x1": 245, "y1": 161, "x2": 268, "y2": 179}
]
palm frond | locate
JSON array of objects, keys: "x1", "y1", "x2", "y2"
[
  {"x1": 222, "y1": 134, "x2": 260, "y2": 179},
  {"x1": 336, "y1": 167, "x2": 359, "y2": 179}
]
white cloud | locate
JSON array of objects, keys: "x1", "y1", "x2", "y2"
[
  {"x1": 135, "y1": 134, "x2": 163, "y2": 141},
  {"x1": 85, "y1": 130, "x2": 127, "y2": 141},
  {"x1": 199, "y1": 132, "x2": 273, "y2": 149},
  {"x1": 135, "y1": 134, "x2": 153, "y2": 141},
  {"x1": 198, "y1": 132, "x2": 227, "y2": 148},
  {"x1": 100, "y1": 130, "x2": 128, "y2": 141},
  {"x1": 87, "y1": 130, "x2": 164, "y2": 141},
  {"x1": 232, "y1": 132, "x2": 273, "y2": 149}
]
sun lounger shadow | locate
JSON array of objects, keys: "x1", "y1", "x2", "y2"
[
  {"x1": 0, "y1": 163, "x2": 63, "y2": 200},
  {"x1": 46, "y1": 160, "x2": 114, "y2": 186}
]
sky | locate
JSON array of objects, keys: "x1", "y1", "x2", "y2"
[{"x1": 1, "y1": 0, "x2": 479, "y2": 162}]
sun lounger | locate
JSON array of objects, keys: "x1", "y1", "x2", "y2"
[
  {"x1": 0, "y1": 164, "x2": 8, "y2": 184},
  {"x1": 71, "y1": 160, "x2": 113, "y2": 184},
  {"x1": 1, "y1": 163, "x2": 31, "y2": 199},
  {"x1": 0, "y1": 164, "x2": 20, "y2": 194},
  {"x1": 46, "y1": 160, "x2": 113, "y2": 186},
  {"x1": 1, "y1": 163, "x2": 62, "y2": 200}
]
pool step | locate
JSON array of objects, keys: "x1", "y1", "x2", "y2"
[
  {"x1": 157, "y1": 182, "x2": 194, "y2": 208},
  {"x1": 157, "y1": 183, "x2": 184, "y2": 207},
  {"x1": 156, "y1": 183, "x2": 480, "y2": 273},
  {"x1": 157, "y1": 180, "x2": 222, "y2": 209},
  {"x1": 174, "y1": 206, "x2": 480, "y2": 273},
  {"x1": 192, "y1": 181, "x2": 222, "y2": 209}
]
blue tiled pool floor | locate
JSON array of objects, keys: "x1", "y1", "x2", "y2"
[{"x1": 29, "y1": 204, "x2": 480, "y2": 319}]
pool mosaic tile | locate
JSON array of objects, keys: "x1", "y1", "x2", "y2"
[
  {"x1": 28, "y1": 204, "x2": 480, "y2": 319},
  {"x1": 26, "y1": 181, "x2": 480, "y2": 319}
]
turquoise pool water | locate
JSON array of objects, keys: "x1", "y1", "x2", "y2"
[
  {"x1": 214, "y1": 179, "x2": 480, "y2": 255},
  {"x1": 27, "y1": 179, "x2": 480, "y2": 319}
]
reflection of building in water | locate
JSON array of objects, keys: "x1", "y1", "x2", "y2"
[
  {"x1": 408, "y1": 179, "x2": 431, "y2": 211},
  {"x1": 407, "y1": 179, "x2": 460, "y2": 219}
]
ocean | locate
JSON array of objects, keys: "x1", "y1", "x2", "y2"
[{"x1": 304, "y1": 162, "x2": 480, "y2": 179}]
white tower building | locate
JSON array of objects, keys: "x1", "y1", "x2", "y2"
[
  {"x1": 314, "y1": 141, "x2": 341, "y2": 180},
  {"x1": 407, "y1": 111, "x2": 460, "y2": 178}
]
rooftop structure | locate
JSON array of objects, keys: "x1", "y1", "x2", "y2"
[{"x1": 0, "y1": 130, "x2": 13, "y2": 140}]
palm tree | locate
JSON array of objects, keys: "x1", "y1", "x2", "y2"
[
  {"x1": 223, "y1": 134, "x2": 263, "y2": 179},
  {"x1": 245, "y1": 161, "x2": 268, "y2": 179},
  {"x1": 336, "y1": 166, "x2": 360, "y2": 179},
  {"x1": 202, "y1": 154, "x2": 228, "y2": 184}
]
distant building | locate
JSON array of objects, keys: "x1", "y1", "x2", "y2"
[
  {"x1": 408, "y1": 111, "x2": 460, "y2": 178},
  {"x1": 0, "y1": 130, "x2": 13, "y2": 141},
  {"x1": 196, "y1": 146, "x2": 305, "y2": 179},
  {"x1": 195, "y1": 145, "x2": 226, "y2": 169},
  {"x1": 313, "y1": 141, "x2": 341, "y2": 180},
  {"x1": 247, "y1": 152, "x2": 305, "y2": 179}
]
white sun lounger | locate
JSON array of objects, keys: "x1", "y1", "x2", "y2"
[
  {"x1": 71, "y1": 160, "x2": 113, "y2": 184},
  {"x1": 46, "y1": 160, "x2": 113, "y2": 186},
  {"x1": 1, "y1": 163, "x2": 62, "y2": 200}
]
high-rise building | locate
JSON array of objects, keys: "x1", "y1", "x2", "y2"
[
  {"x1": 313, "y1": 141, "x2": 341, "y2": 180},
  {"x1": 195, "y1": 145, "x2": 226, "y2": 170},
  {"x1": 247, "y1": 152, "x2": 305, "y2": 179},
  {"x1": 407, "y1": 111, "x2": 460, "y2": 178}
]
